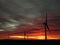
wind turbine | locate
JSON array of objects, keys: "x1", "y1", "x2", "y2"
[
  {"x1": 43, "y1": 11, "x2": 50, "y2": 40},
  {"x1": 23, "y1": 28, "x2": 40, "y2": 40},
  {"x1": 24, "y1": 31, "x2": 28, "y2": 40}
]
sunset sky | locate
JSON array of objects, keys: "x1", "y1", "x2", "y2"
[{"x1": 0, "y1": 0, "x2": 60, "y2": 40}]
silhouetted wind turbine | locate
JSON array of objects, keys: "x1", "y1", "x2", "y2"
[
  {"x1": 24, "y1": 31, "x2": 28, "y2": 40},
  {"x1": 43, "y1": 11, "x2": 50, "y2": 40},
  {"x1": 24, "y1": 28, "x2": 40, "y2": 40}
]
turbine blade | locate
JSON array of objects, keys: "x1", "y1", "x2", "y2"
[{"x1": 46, "y1": 25, "x2": 50, "y2": 32}]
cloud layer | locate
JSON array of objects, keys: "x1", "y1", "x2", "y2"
[{"x1": 0, "y1": 0, "x2": 60, "y2": 33}]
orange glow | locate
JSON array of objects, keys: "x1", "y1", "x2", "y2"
[
  {"x1": 9, "y1": 36, "x2": 37, "y2": 39},
  {"x1": 37, "y1": 36, "x2": 59, "y2": 40},
  {"x1": 9, "y1": 36, "x2": 25, "y2": 38},
  {"x1": 0, "y1": 31, "x2": 60, "y2": 40},
  {"x1": 37, "y1": 36, "x2": 45, "y2": 40},
  {"x1": 9, "y1": 35, "x2": 60, "y2": 40}
]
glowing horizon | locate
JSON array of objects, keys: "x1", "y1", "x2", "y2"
[{"x1": 8, "y1": 35, "x2": 59, "y2": 40}]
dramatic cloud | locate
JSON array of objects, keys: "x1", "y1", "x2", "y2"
[{"x1": 0, "y1": 0, "x2": 60, "y2": 36}]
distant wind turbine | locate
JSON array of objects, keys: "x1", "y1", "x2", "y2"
[
  {"x1": 43, "y1": 11, "x2": 50, "y2": 40},
  {"x1": 24, "y1": 31, "x2": 28, "y2": 40}
]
